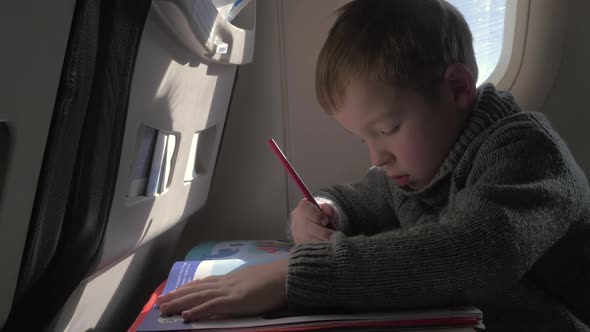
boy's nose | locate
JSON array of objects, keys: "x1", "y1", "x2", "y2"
[{"x1": 369, "y1": 146, "x2": 393, "y2": 167}]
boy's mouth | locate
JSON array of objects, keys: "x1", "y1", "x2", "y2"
[{"x1": 390, "y1": 175, "x2": 410, "y2": 187}]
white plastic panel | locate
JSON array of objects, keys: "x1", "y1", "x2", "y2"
[
  {"x1": 184, "y1": 126, "x2": 219, "y2": 182},
  {"x1": 49, "y1": 1, "x2": 253, "y2": 328},
  {"x1": 94, "y1": 3, "x2": 238, "y2": 272},
  {"x1": 152, "y1": 0, "x2": 256, "y2": 64},
  {"x1": 0, "y1": 1, "x2": 75, "y2": 329},
  {"x1": 176, "y1": 0, "x2": 290, "y2": 249}
]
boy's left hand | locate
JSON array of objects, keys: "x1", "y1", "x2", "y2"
[{"x1": 156, "y1": 258, "x2": 289, "y2": 321}]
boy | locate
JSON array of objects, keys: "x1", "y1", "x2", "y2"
[{"x1": 157, "y1": 0, "x2": 590, "y2": 330}]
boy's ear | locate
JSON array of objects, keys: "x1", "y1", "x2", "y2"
[{"x1": 442, "y1": 64, "x2": 477, "y2": 112}]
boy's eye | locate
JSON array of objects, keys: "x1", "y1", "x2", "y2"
[{"x1": 380, "y1": 125, "x2": 400, "y2": 136}]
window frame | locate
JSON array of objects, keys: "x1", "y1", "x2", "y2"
[{"x1": 487, "y1": 0, "x2": 530, "y2": 89}]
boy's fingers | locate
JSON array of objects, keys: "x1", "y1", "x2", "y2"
[
  {"x1": 319, "y1": 228, "x2": 335, "y2": 241},
  {"x1": 157, "y1": 281, "x2": 220, "y2": 306},
  {"x1": 161, "y1": 289, "x2": 225, "y2": 316},
  {"x1": 300, "y1": 200, "x2": 330, "y2": 225},
  {"x1": 177, "y1": 276, "x2": 222, "y2": 290},
  {"x1": 319, "y1": 218, "x2": 330, "y2": 227},
  {"x1": 158, "y1": 287, "x2": 196, "y2": 305},
  {"x1": 320, "y1": 204, "x2": 336, "y2": 227},
  {"x1": 294, "y1": 229, "x2": 321, "y2": 245},
  {"x1": 295, "y1": 199, "x2": 330, "y2": 226},
  {"x1": 306, "y1": 222, "x2": 335, "y2": 242},
  {"x1": 320, "y1": 204, "x2": 335, "y2": 218},
  {"x1": 182, "y1": 296, "x2": 233, "y2": 321}
]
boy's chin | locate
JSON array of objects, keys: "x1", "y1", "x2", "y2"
[{"x1": 405, "y1": 181, "x2": 423, "y2": 191}]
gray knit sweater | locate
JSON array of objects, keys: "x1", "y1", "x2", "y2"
[{"x1": 286, "y1": 84, "x2": 590, "y2": 331}]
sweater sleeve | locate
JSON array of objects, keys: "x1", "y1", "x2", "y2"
[
  {"x1": 314, "y1": 166, "x2": 399, "y2": 236},
  {"x1": 286, "y1": 124, "x2": 583, "y2": 311}
]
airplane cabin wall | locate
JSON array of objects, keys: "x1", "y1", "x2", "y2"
[
  {"x1": 175, "y1": 0, "x2": 288, "y2": 249},
  {"x1": 178, "y1": 0, "x2": 590, "y2": 252},
  {"x1": 541, "y1": 0, "x2": 590, "y2": 176},
  {"x1": 175, "y1": 0, "x2": 368, "y2": 253},
  {"x1": 49, "y1": 0, "x2": 589, "y2": 330},
  {"x1": 52, "y1": 1, "x2": 588, "y2": 330},
  {"x1": 1, "y1": 0, "x2": 587, "y2": 331},
  {"x1": 280, "y1": 0, "x2": 372, "y2": 216}
]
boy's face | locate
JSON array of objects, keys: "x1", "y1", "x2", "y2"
[{"x1": 332, "y1": 79, "x2": 469, "y2": 190}]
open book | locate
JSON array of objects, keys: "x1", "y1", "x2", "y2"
[{"x1": 135, "y1": 240, "x2": 484, "y2": 331}]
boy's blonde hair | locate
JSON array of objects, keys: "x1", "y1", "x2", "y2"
[{"x1": 316, "y1": 0, "x2": 478, "y2": 113}]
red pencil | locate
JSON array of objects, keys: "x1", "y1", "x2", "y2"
[{"x1": 267, "y1": 138, "x2": 322, "y2": 211}]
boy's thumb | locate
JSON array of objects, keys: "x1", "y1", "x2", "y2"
[
  {"x1": 321, "y1": 204, "x2": 335, "y2": 217},
  {"x1": 319, "y1": 204, "x2": 335, "y2": 227}
]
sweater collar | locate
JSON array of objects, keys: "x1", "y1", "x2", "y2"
[{"x1": 397, "y1": 83, "x2": 521, "y2": 198}]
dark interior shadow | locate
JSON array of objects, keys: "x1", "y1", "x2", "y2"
[{"x1": 0, "y1": 123, "x2": 11, "y2": 209}]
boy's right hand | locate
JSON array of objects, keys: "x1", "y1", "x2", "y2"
[{"x1": 290, "y1": 199, "x2": 336, "y2": 245}]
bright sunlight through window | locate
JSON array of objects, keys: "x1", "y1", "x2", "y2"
[{"x1": 447, "y1": 0, "x2": 507, "y2": 86}]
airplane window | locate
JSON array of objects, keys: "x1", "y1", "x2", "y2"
[{"x1": 447, "y1": 0, "x2": 507, "y2": 86}]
